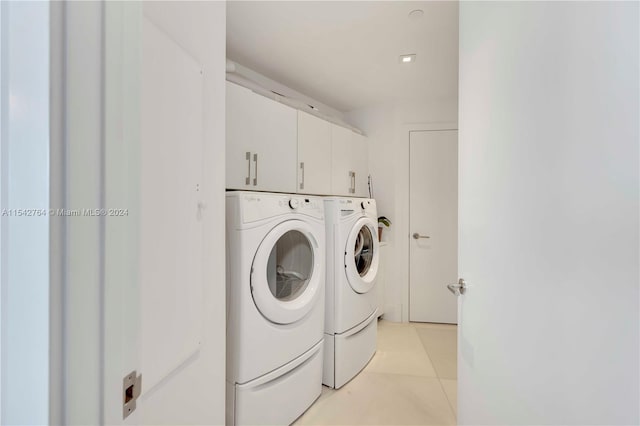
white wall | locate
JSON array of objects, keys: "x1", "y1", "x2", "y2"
[
  {"x1": 458, "y1": 2, "x2": 639, "y2": 424},
  {"x1": 347, "y1": 98, "x2": 458, "y2": 322},
  {"x1": 228, "y1": 60, "x2": 346, "y2": 123},
  {"x1": 0, "y1": 2, "x2": 50, "y2": 424}
]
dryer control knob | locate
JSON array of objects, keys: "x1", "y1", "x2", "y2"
[
  {"x1": 289, "y1": 199, "x2": 299, "y2": 209},
  {"x1": 361, "y1": 201, "x2": 367, "y2": 210}
]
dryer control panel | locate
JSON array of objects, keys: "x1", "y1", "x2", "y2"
[
  {"x1": 285, "y1": 196, "x2": 324, "y2": 219},
  {"x1": 235, "y1": 192, "x2": 324, "y2": 223}
]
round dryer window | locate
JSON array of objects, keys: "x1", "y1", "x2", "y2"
[
  {"x1": 266, "y1": 230, "x2": 313, "y2": 302},
  {"x1": 345, "y1": 218, "x2": 379, "y2": 294},
  {"x1": 354, "y1": 225, "x2": 375, "y2": 277},
  {"x1": 251, "y1": 220, "x2": 322, "y2": 324}
]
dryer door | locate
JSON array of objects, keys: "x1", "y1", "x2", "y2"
[
  {"x1": 345, "y1": 217, "x2": 380, "y2": 294},
  {"x1": 251, "y1": 219, "x2": 322, "y2": 324}
]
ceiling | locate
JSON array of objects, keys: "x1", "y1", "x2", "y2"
[{"x1": 227, "y1": 1, "x2": 459, "y2": 112}]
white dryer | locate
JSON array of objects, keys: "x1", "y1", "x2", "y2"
[
  {"x1": 323, "y1": 197, "x2": 379, "y2": 389},
  {"x1": 226, "y1": 191, "x2": 325, "y2": 425}
]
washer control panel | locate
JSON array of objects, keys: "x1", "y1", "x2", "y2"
[{"x1": 333, "y1": 197, "x2": 377, "y2": 220}]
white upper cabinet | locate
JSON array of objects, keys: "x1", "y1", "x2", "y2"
[
  {"x1": 351, "y1": 132, "x2": 369, "y2": 197},
  {"x1": 331, "y1": 124, "x2": 369, "y2": 197},
  {"x1": 297, "y1": 111, "x2": 332, "y2": 195},
  {"x1": 330, "y1": 124, "x2": 352, "y2": 196},
  {"x1": 226, "y1": 81, "x2": 368, "y2": 196},
  {"x1": 226, "y1": 81, "x2": 297, "y2": 192}
]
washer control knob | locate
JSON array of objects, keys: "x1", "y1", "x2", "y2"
[
  {"x1": 361, "y1": 201, "x2": 367, "y2": 210},
  {"x1": 289, "y1": 199, "x2": 299, "y2": 209}
]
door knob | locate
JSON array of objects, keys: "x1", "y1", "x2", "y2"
[
  {"x1": 447, "y1": 278, "x2": 467, "y2": 296},
  {"x1": 413, "y1": 233, "x2": 430, "y2": 239}
]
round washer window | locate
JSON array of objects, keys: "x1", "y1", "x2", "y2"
[
  {"x1": 354, "y1": 225, "x2": 374, "y2": 277},
  {"x1": 266, "y1": 230, "x2": 314, "y2": 302}
]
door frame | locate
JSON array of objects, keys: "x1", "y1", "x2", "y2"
[
  {"x1": 1, "y1": 2, "x2": 56, "y2": 423},
  {"x1": 47, "y1": 1, "x2": 107, "y2": 424},
  {"x1": 400, "y1": 122, "x2": 457, "y2": 323}
]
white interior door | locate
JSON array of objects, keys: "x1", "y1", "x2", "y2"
[
  {"x1": 458, "y1": 2, "x2": 639, "y2": 425},
  {"x1": 409, "y1": 130, "x2": 458, "y2": 324}
]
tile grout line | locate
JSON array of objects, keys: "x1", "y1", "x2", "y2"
[
  {"x1": 409, "y1": 323, "x2": 434, "y2": 357},
  {"x1": 413, "y1": 325, "x2": 458, "y2": 377},
  {"x1": 437, "y1": 377, "x2": 457, "y2": 421},
  {"x1": 361, "y1": 369, "x2": 440, "y2": 381},
  {"x1": 412, "y1": 324, "x2": 458, "y2": 421},
  {"x1": 412, "y1": 326, "x2": 457, "y2": 420}
]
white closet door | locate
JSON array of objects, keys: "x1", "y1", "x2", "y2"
[
  {"x1": 297, "y1": 111, "x2": 332, "y2": 195},
  {"x1": 226, "y1": 82, "x2": 255, "y2": 190},
  {"x1": 140, "y1": 15, "x2": 205, "y2": 395},
  {"x1": 226, "y1": 81, "x2": 297, "y2": 193},
  {"x1": 351, "y1": 132, "x2": 369, "y2": 197},
  {"x1": 330, "y1": 124, "x2": 352, "y2": 196}
]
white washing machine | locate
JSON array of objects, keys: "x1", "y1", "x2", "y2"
[
  {"x1": 323, "y1": 197, "x2": 379, "y2": 389},
  {"x1": 226, "y1": 191, "x2": 325, "y2": 425}
]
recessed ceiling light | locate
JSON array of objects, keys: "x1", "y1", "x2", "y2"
[
  {"x1": 399, "y1": 54, "x2": 416, "y2": 64},
  {"x1": 409, "y1": 9, "x2": 424, "y2": 19}
]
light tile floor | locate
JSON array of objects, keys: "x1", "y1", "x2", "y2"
[{"x1": 295, "y1": 320, "x2": 458, "y2": 425}]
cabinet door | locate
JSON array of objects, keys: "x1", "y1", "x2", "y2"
[
  {"x1": 297, "y1": 111, "x2": 332, "y2": 195},
  {"x1": 226, "y1": 81, "x2": 297, "y2": 192},
  {"x1": 351, "y1": 132, "x2": 369, "y2": 197},
  {"x1": 226, "y1": 82, "x2": 253, "y2": 190},
  {"x1": 330, "y1": 124, "x2": 352, "y2": 196}
]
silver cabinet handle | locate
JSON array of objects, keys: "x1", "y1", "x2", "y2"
[
  {"x1": 447, "y1": 278, "x2": 467, "y2": 296},
  {"x1": 299, "y1": 162, "x2": 305, "y2": 190},
  {"x1": 413, "y1": 233, "x2": 430, "y2": 239},
  {"x1": 349, "y1": 171, "x2": 355, "y2": 194},
  {"x1": 253, "y1": 153, "x2": 258, "y2": 186},
  {"x1": 353, "y1": 171, "x2": 356, "y2": 194},
  {"x1": 245, "y1": 152, "x2": 251, "y2": 185}
]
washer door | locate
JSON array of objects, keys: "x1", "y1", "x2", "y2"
[
  {"x1": 251, "y1": 220, "x2": 322, "y2": 325},
  {"x1": 345, "y1": 217, "x2": 379, "y2": 294}
]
